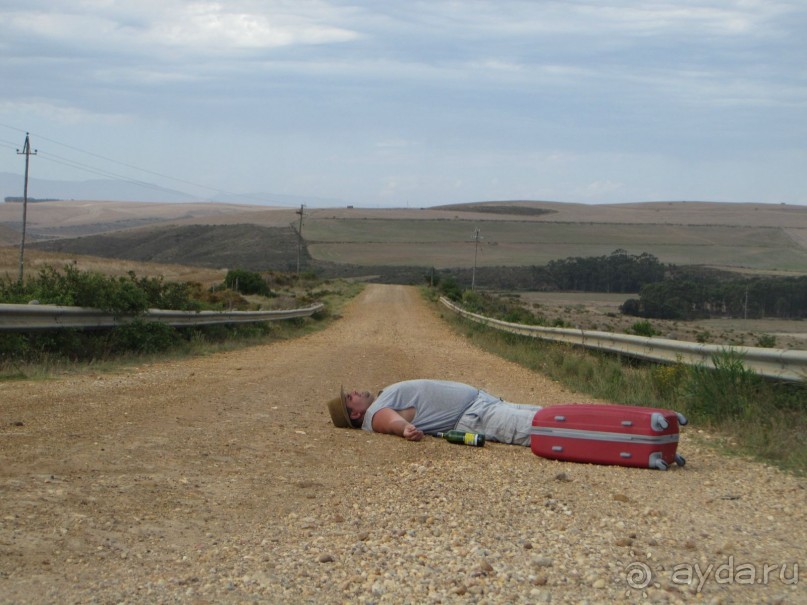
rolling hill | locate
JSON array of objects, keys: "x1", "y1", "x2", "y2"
[
  {"x1": 2, "y1": 199, "x2": 806, "y2": 281},
  {"x1": 0, "y1": 223, "x2": 20, "y2": 246}
]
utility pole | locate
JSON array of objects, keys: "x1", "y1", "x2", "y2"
[
  {"x1": 16, "y1": 133, "x2": 37, "y2": 284},
  {"x1": 471, "y1": 227, "x2": 482, "y2": 291},
  {"x1": 295, "y1": 204, "x2": 305, "y2": 279},
  {"x1": 744, "y1": 285, "x2": 749, "y2": 320}
]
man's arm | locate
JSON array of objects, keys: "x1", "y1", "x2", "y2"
[{"x1": 371, "y1": 408, "x2": 424, "y2": 441}]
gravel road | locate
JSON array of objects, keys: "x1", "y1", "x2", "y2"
[{"x1": 1, "y1": 284, "x2": 804, "y2": 604}]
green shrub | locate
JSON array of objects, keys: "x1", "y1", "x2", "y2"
[
  {"x1": 684, "y1": 350, "x2": 758, "y2": 421},
  {"x1": 110, "y1": 320, "x2": 179, "y2": 354},
  {"x1": 628, "y1": 320, "x2": 659, "y2": 337},
  {"x1": 0, "y1": 264, "x2": 207, "y2": 314},
  {"x1": 756, "y1": 334, "x2": 777, "y2": 348},
  {"x1": 0, "y1": 333, "x2": 31, "y2": 361},
  {"x1": 438, "y1": 277, "x2": 462, "y2": 301},
  {"x1": 651, "y1": 363, "x2": 688, "y2": 399},
  {"x1": 460, "y1": 290, "x2": 484, "y2": 312},
  {"x1": 224, "y1": 269, "x2": 272, "y2": 296}
]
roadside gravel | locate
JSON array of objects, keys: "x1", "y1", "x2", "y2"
[{"x1": 1, "y1": 284, "x2": 804, "y2": 604}]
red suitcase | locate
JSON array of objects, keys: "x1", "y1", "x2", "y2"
[{"x1": 531, "y1": 404, "x2": 687, "y2": 470}]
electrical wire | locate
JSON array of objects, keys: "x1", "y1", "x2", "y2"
[
  {"x1": 0, "y1": 121, "x2": 269, "y2": 203},
  {"x1": 37, "y1": 151, "x2": 199, "y2": 199}
]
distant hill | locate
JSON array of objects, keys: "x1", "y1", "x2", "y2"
[
  {"x1": 32, "y1": 223, "x2": 303, "y2": 271},
  {"x1": 0, "y1": 172, "x2": 201, "y2": 204},
  {"x1": 8, "y1": 199, "x2": 807, "y2": 281},
  {"x1": 0, "y1": 223, "x2": 20, "y2": 246},
  {"x1": 0, "y1": 172, "x2": 349, "y2": 207}
]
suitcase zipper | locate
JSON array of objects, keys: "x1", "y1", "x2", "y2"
[{"x1": 531, "y1": 426, "x2": 679, "y2": 444}]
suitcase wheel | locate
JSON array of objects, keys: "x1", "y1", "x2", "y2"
[
  {"x1": 676, "y1": 412, "x2": 689, "y2": 426},
  {"x1": 674, "y1": 454, "x2": 686, "y2": 467},
  {"x1": 649, "y1": 452, "x2": 669, "y2": 470}
]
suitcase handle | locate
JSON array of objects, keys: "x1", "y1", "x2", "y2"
[{"x1": 651, "y1": 412, "x2": 669, "y2": 432}]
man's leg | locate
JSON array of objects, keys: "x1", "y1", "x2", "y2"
[{"x1": 455, "y1": 394, "x2": 541, "y2": 446}]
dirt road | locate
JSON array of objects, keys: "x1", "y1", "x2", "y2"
[{"x1": 1, "y1": 285, "x2": 804, "y2": 604}]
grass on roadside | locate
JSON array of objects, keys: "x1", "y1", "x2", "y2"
[
  {"x1": 433, "y1": 294, "x2": 807, "y2": 475},
  {"x1": 0, "y1": 280, "x2": 365, "y2": 381}
]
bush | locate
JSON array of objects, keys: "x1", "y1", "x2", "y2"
[
  {"x1": 683, "y1": 350, "x2": 759, "y2": 421},
  {"x1": 0, "y1": 267, "x2": 337, "y2": 374},
  {"x1": 109, "y1": 320, "x2": 180, "y2": 354},
  {"x1": 756, "y1": 334, "x2": 777, "y2": 348},
  {"x1": 628, "y1": 320, "x2": 659, "y2": 337},
  {"x1": 651, "y1": 364, "x2": 688, "y2": 399},
  {"x1": 224, "y1": 269, "x2": 272, "y2": 297},
  {"x1": 438, "y1": 277, "x2": 462, "y2": 301},
  {"x1": 460, "y1": 290, "x2": 484, "y2": 312},
  {"x1": 620, "y1": 298, "x2": 641, "y2": 316},
  {"x1": 0, "y1": 264, "x2": 207, "y2": 314}
]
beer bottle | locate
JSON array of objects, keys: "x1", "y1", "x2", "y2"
[{"x1": 436, "y1": 430, "x2": 485, "y2": 447}]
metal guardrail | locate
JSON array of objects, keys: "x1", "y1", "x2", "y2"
[
  {"x1": 439, "y1": 297, "x2": 807, "y2": 382},
  {"x1": 0, "y1": 302, "x2": 324, "y2": 331}
]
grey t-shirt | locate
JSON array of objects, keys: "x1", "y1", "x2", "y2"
[{"x1": 362, "y1": 380, "x2": 480, "y2": 434}]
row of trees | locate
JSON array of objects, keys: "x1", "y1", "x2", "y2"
[
  {"x1": 434, "y1": 247, "x2": 807, "y2": 322},
  {"x1": 623, "y1": 276, "x2": 807, "y2": 320},
  {"x1": 546, "y1": 249, "x2": 667, "y2": 293}
]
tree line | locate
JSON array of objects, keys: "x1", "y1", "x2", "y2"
[
  {"x1": 545, "y1": 249, "x2": 667, "y2": 293},
  {"x1": 519, "y1": 249, "x2": 807, "y2": 321},
  {"x1": 623, "y1": 275, "x2": 807, "y2": 320},
  {"x1": 4, "y1": 197, "x2": 61, "y2": 203},
  {"x1": 432, "y1": 248, "x2": 807, "y2": 322}
]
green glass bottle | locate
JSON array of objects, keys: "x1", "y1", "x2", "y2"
[{"x1": 436, "y1": 430, "x2": 485, "y2": 447}]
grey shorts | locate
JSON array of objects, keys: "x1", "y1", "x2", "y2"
[{"x1": 454, "y1": 391, "x2": 542, "y2": 446}]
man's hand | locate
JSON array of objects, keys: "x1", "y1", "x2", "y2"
[{"x1": 402, "y1": 424, "x2": 424, "y2": 441}]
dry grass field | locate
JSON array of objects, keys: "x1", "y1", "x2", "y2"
[
  {"x1": 0, "y1": 200, "x2": 275, "y2": 236},
  {"x1": 514, "y1": 291, "x2": 807, "y2": 351},
  {"x1": 0, "y1": 246, "x2": 225, "y2": 287},
  {"x1": 2, "y1": 199, "x2": 807, "y2": 349},
  {"x1": 2, "y1": 199, "x2": 807, "y2": 273},
  {"x1": 304, "y1": 217, "x2": 807, "y2": 271}
]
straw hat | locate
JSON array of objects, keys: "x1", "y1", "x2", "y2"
[{"x1": 326, "y1": 385, "x2": 352, "y2": 428}]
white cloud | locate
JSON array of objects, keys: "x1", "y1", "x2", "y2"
[
  {"x1": 149, "y1": 2, "x2": 359, "y2": 51},
  {"x1": 0, "y1": 100, "x2": 131, "y2": 125},
  {"x1": 2, "y1": 0, "x2": 360, "y2": 57}
]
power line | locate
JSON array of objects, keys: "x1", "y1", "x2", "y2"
[
  {"x1": 0, "y1": 121, "x2": 270, "y2": 204},
  {"x1": 36, "y1": 150, "x2": 199, "y2": 199},
  {"x1": 31, "y1": 131, "x2": 229, "y2": 196}
]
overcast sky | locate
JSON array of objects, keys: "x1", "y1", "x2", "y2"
[{"x1": 1, "y1": 1, "x2": 805, "y2": 207}]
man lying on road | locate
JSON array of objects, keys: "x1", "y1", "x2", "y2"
[{"x1": 326, "y1": 379, "x2": 542, "y2": 446}]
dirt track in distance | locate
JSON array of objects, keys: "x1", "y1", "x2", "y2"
[{"x1": 1, "y1": 285, "x2": 804, "y2": 604}]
